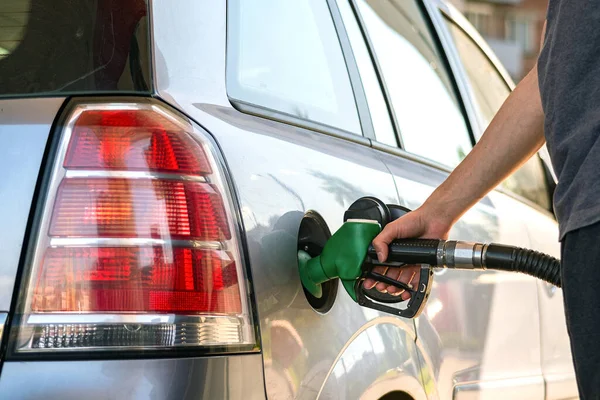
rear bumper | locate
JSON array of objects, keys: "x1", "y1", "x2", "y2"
[{"x1": 0, "y1": 354, "x2": 266, "y2": 399}]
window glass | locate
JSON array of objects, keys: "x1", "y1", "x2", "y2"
[
  {"x1": 0, "y1": 0, "x2": 151, "y2": 98},
  {"x1": 505, "y1": 15, "x2": 535, "y2": 54},
  {"x1": 464, "y1": 2, "x2": 494, "y2": 37},
  {"x1": 445, "y1": 18, "x2": 550, "y2": 210},
  {"x1": 227, "y1": 0, "x2": 361, "y2": 134},
  {"x1": 356, "y1": 0, "x2": 472, "y2": 167},
  {"x1": 337, "y1": 0, "x2": 396, "y2": 146}
]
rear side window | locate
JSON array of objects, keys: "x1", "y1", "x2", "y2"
[
  {"x1": 226, "y1": 0, "x2": 361, "y2": 135},
  {"x1": 0, "y1": 0, "x2": 151, "y2": 98},
  {"x1": 445, "y1": 18, "x2": 551, "y2": 210},
  {"x1": 444, "y1": 20, "x2": 511, "y2": 133},
  {"x1": 356, "y1": 0, "x2": 472, "y2": 167}
]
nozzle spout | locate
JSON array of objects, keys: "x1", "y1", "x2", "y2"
[{"x1": 297, "y1": 220, "x2": 381, "y2": 301}]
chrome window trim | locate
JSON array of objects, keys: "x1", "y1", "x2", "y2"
[
  {"x1": 345, "y1": 0, "x2": 403, "y2": 148},
  {"x1": 371, "y1": 140, "x2": 452, "y2": 175},
  {"x1": 437, "y1": 6, "x2": 514, "y2": 141},
  {"x1": 436, "y1": 1, "x2": 517, "y2": 90},
  {"x1": 327, "y1": 0, "x2": 376, "y2": 140},
  {"x1": 419, "y1": 0, "x2": 482, "y2": 145},
  {"x1": 230, "y1": 99, "x2": 372, "y2": 147}
]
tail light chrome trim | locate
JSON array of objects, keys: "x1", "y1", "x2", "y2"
[
  {"x1": 13, "y1": 99, "x2": 257, "y2": 354},
  {"x1": 64, "y1": 170, "x2": 209, "y2": 183},
  {"x1": 27, "y1": 314, "x2": 242, "y2": 325},
  {"x1": 49, "y1": 238, "x2": 224, "y2": 250}
]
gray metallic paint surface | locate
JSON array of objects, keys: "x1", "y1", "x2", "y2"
[
  {"x1": 0, "y1": 1, "x2": 575, "y2": 399},
  {"x1": 0, "y1": 355, "x2": 266, "y2": 400},
  {"x1": 184, "y1": 103, "x2": 421, "y2": 399},
  {"x1": 150, "y1": 0, "x2": 578, "y2": 398},
  {"x1": 319, "y1": 320, "x2": 427, "y2": 400},
  {"x1": 0, "y1": 98, "x2": 61, "y2": 311},
  {"x1": 151, "y1": 1, "x2": 428, "y2": 398}
]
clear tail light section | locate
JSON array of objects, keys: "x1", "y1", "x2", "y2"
[{"x1": 15, "y1": 100, "x2": 256, "y2": 353}]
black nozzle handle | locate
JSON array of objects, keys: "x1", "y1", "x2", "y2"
[{"x1": 367, "y1": 239, "x2": 440, "y2": 266}]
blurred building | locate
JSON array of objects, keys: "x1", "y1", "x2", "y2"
[{"x1": 449, "y1": 0, "x2": 548, "y2": 82}]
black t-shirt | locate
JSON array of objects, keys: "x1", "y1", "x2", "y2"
[{"x1": 538, "y1": 0, "x2": 600, "y2": 240}]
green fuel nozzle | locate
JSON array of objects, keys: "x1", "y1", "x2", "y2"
[
  {"x1": 298, "y1": 220, "x2": 381, "y2": 302},
  {"x1": 297, "y1": 197, "x2": 562, "y2": 319},
  {"x1": 297, "y1": 197, "x2": 435, "y2": 318}
]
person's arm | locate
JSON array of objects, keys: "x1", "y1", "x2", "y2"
[
  {"x1": 419, "y1": 64, "x2": 546, "y2": 232},
  {"x1": 366, "y1": 28, "x2": 547, "y2": 298}
]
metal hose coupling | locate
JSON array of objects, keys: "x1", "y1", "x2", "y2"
[{"x1": 436, "y1": 240, "x2": 488, "y2": 269}]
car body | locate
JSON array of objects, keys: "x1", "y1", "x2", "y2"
[{"x1": 0, "y1": 0, "x2": 578, "y2": 399}]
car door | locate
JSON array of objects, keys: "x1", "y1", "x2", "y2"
[
  {"x1": 339, "y1": 0, "x2": 546, "y2": 398},
  {"x1": 151, "y1": 0, "x2": 429, "y2": 399},
  {"x1": 438, "y1": 5, "x2": 578, "y2": 399}
]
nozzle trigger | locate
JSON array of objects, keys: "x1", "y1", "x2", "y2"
[{"x1": 355, "y1": 266, "x2": 433, "y2": 319}]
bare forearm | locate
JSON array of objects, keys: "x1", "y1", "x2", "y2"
[{"x1": 422, "y1": 66, "x2": 546, "y2": 225}]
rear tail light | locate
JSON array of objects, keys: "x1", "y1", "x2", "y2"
[{"x1": 15, "y1": 101, "x2": 256, "y2": 353}]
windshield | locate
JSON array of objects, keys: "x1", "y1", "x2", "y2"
[{"x1": 0, "y1": 0, "x2": 151, "y2": 98}]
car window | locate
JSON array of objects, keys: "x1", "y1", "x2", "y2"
[
  {"x1": 445, "y1": 18, "x2": 551, "y2": 210},
  {"x1": 444, "y1": 20, "x2": 510, "y2": 133},
  {"x1": 336, "y1": 0, "x2": 397, "y2": 146},
  {"x1": 227, "y1": 0, "x2": 362, "y2": 135},
  {"x1": 355, "y1": 0, "x2": 473, "y2": 167},
  {"x1": 0, "y1": 0, "x2": 151, "y2": 98}
]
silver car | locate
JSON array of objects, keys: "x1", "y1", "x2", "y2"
[{"x1": 0, "y1": 0, "x2": 578, "y2": 399}]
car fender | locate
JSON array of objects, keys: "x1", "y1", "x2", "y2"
[{"x1": 317, "y1": 316, "x2": 428, "y2": 400}]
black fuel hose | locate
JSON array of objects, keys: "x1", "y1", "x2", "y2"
[{"x1": 367, "y1": 239, "x2": 562, "y2": 288}]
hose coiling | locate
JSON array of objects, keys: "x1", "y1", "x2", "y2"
[{"x1": 485, "y1": 244, "x2": 562, "y2": 287}]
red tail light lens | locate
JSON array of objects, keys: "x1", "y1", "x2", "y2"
[
  {"x1": 64, "y1": 109, "x2": 212, "y2": 174},
  {"x1": 34, "y1": 247, "x2": 241, "y2": 313},
  {"x1": 16, "y1": 102, "x2": 255, "y2": 352},
  {"x1": 50, "y1": 178, "x2": 230, "y2": 240}
]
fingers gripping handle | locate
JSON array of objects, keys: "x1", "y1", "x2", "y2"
[
  {"x1": 356, "y1": 267, "x2": 433, "y2": 318},
  {"x1": 343, "y1": 197, "x2": 562, "y2": 321},
  {"x1": 341, "y1": 197, "x2": 438, "y2": 319},
  {"x1": 358, "y1": 239, "x2": 438, "y2": 319},
  {"x1": 359, "y1": 238, "x2": 484, "y2": 319}
]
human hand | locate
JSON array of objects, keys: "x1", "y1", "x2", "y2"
[{"x1": 363, "y1": 206, "x2": 452, "y2": 300}]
